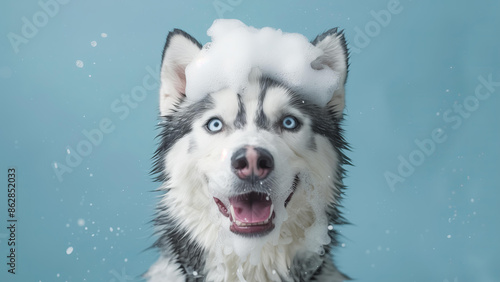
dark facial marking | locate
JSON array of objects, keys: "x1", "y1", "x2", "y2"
[
  {"x1": 255, "y1": 77, "x2": 288, "y2": 130},
  {"x1": 234, "y1": 94, "x2": 246, "y2": 129},
  {"x1": 308, "y1": 135, "x2": 317, "y2": 151},
  {"x1": 152, "y1": 95, "x2": 215, "y2": 182}
]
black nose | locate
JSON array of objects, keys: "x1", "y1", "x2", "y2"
[{"x1": 231, "y1": 146, "x2": 274, "y2": 182}]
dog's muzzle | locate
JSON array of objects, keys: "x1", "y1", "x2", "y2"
[{"x1": 213, "y1": 146, "x2": 298, "y2": 236}]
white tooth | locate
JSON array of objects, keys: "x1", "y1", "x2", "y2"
[
  {"x1": 230, "y1": 205, "x2": 236, "y2": 219},
  {"x1": 230, "y1": 204, "x2": 273, "y2": 227},
  {"x1": 267, "y1": 204, "x2": 274, "y2": 220}
]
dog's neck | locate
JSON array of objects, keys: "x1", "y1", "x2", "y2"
[
  {"x1": 202, "y1": 224, "x2": 322, "y2": 281},
  {"x1": 198, "y1": 192, "x2": 326, "y2": 281}
]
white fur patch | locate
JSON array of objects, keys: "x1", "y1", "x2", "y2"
[{"x1": 145, "y1": 256, "x2": 186, "y2": 282}]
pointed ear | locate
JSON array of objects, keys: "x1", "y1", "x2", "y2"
[
  {"x1": 159, "y1": 29, "x2": 202, "y2": 116},
  {"x1": 311, "y1": 28, "x2": 349, "y2": 117}
]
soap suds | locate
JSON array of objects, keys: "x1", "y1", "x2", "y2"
[{"x1": 185, "y1": 19, "x2": 339, "y2": 106}]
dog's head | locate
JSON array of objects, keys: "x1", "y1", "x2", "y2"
[{"x1": 153, "y1": 22, "x2": 349, "y2": 261}]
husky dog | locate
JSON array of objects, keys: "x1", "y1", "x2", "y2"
[{"x1": 147, "y1": 22, "x2": 350, "y2": 282}]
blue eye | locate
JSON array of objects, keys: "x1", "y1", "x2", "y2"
[
  {"x1": 282, "y1": 116, "x2": 299, "y2": 130},
  {"x1": 206, "y1": 118, "x2": 224, "y2": 132}
]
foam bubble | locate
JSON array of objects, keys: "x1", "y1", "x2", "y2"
[
  {"x1": 75, "y1": 60, "x2": 84, "y2": 68},
  {"x1": 77, "y1": 218, "x2": 85, "y2": 226},
  {"x1": 185, "y1": 19, "x2": 339, "y2": 106}
]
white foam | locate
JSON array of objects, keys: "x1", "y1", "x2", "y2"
[
  {"x1": 77, "y1": 218, "x2": 85, "y2": 226},
  {"x1": 185, "y1": 19, "x2": 339, "y2": 106},
  {"x1": 75, "y1": 60, "x2": 84, "y2": 68}
]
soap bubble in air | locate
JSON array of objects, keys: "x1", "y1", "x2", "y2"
[
  {"x1": 77, "y1": 218, "x2": 85, "y2": 226},
  {"x1": 75, "y1": 60, "x2": 84, "y2": 68}
]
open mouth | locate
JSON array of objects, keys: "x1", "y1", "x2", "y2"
[
  {"x1": 214, "y1": 192, "x2": 275, "y2": 236},
  {"x1": 213, "y1": 177, "x2": 299, "y2": 236}
]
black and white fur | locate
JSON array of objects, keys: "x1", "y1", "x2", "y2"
[{"x1": 146, "y1": 26, "x2": 350, "y2": 282}]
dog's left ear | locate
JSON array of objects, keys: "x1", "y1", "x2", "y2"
[
  {"x1": 159, "y1": 29, "x2": 202, "y2": 116},
  {"x1": 311, "y1": 28, "x2": 349, "y2": 117}
]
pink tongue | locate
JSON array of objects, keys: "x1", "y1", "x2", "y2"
[{"x1": 229, "y1": 193, "x2": 272, "y2": 223}]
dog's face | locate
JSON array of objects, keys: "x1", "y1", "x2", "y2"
[{"x1": 154, "y1": 26, "x2": 348, "y2": 260}]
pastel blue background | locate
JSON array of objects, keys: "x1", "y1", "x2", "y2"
[{"x1": 1, "y1": 0, "x2": 499, "y2": 281}]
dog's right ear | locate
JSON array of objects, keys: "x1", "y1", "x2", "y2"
[{"x1": 159, "y1": 29, "x2": 202, "y2": 116}]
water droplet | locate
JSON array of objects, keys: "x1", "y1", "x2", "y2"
[
  {"x1": 77, "y1": 219, "x2": 85, "y2": 226},
  {"x1": 76, "y1": 60, "x2": 84, "y2": 68}
]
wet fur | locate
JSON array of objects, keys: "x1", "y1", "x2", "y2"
[{"x1": 147, "y1": 26, "x2": 350, "y2": 282}]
